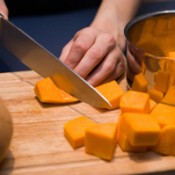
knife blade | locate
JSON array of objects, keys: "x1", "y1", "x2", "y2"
[{"x1": 0, "y1": 15, "x2": 112, "y2": 109}]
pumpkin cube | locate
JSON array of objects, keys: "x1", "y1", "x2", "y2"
[
  {"x1": 168, "y1": 51, "x2": 175, "y2": 58},
  {"x1": 119, "y1": 90, "x2": 150, "y2": 113},
  {"x1": 166, "y1": 60, "x2": 175, "y2": 85},
  {"x1": 162, "y1": 86, "x2": 175, "y2": 105},
  {"x1": 85, "y1": 123, "x2": 117, "y2": 161},
  {"x1": 64, "y1": 116, "x2": 96, "y2": 149},
  {"x1": 154, "y1": 70, "x2": 170, "y2": 93},
  {"x1": 151, "y1": 125, "x2": 175, "y2": 156},
  {"x1": 120, "y1": 113, "x2": 160, "y2": 146},
  {"x1": 150, "y1": 103, "x2": 175, "y2": 128},
  {"x1": 149, "y1": 99, "x2": 157, "y2": 112},
  {"x1": 132, "y1": 73, "x2": 148, "y2": 92},
  {"x1": 96, "y1": 80, "x2": 124, "y2": 109},
  {"x1": 118, "y1": 129, "x2": 147, "y2": 152},
  {"x1": 148, "y1": 88, "x2": 164, "y2": 103}
]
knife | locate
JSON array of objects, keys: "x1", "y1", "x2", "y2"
[{"x1": 0, "y1": 15, "x2": 112, "y2": 109}]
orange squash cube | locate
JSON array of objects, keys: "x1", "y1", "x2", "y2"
[
  {"x1": 132, "y1": 73, "x2": 148, "y2": 92},
  {"x1": 96, "y1": 80, "x2": 124, "y2": 109},
  {"x1": 165, "y1": 60, "x2": 175, "y2": 85},
  {"x1": 149, "y1": 99, "x2": 157, "y2": 112},
  {"x1": 151, "y1": 125, "x2": 175, "y2": 156},
  {"x1": 85, "y1": 123, "x2": 117, "y2": 161},
  {"x1": 148, "y1": 88, "x2": 164, "y2": 103},
  {"x1": 168, "y1": 51, "x2": 175, "y2": 58},
  {"x1": 154, "y1": 70, "x2": 170, "y2": 93},
  {"x1": 120, "y1": 113, "x2": 160, "y2": 147},
  {"x1": 162, "y1": 86, "x2": 175, "y2": 105},
  {"x1": 150, "y1": 103, "x2": 175, "y2": 128},
  {"x1": 64, "y1": 116, "x2": 96, "y2": 149},
  {"x1": 118, "y1": 130, "x2": 147, "y2": 152},
  {"x1": 119, "y1": 90, "x2": 150, "y2": 113}
]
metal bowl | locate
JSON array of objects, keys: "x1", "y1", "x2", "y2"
[{"x1": 124, "y1": 10, "x2": 175, "y2": 105}]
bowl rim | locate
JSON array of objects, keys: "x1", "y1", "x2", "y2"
[
  {"x1": 124, "y1": 10, "x2": 175, "y2": 59},
  {"x1": 124, "y1": 10, "x2": 175, "y2": 38}
]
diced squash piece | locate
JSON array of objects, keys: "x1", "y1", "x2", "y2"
[
  {"x1": 85, "y1": 123, "x2": 117, "y2": 161},
  {"x1": 35, "y1": 77, "x2": 79, "y2": 103},
  {"x1": 165, "y1": 60, "x2": 175, "y2": 85},
  {"x1": 151, "y1": 125, "x2": 175, "y2": 156},
  {"x1": 119, "y1": 90, "x2": 150, "y2": 113},
  {"x1": 149, "y1": 99, "x2": 157, "y2": 112},
  {"x1": 148, "y1": 88, "x2": 164, "y2": 103},
  {"x1": 132, "y1": 73, "x2": 148, "y2": 92},
  {"x1": 96, "y1": 80, "x2": 124, "y2": 109},
  {"x1": 154, "y1": 70, "x2": 170, "y2": 93},
  {"x1": 169, "y1": 64, "x2": 175, "y2": 86},
  {"x1": 159, "y1": 59, "x2": 169, "y2": 71},
  {"x1": 120, "y1": 113, "x2": 160, "y2": 146},
  {"x1": 168, "y1": 51, "x2": 175, "y2": 58},
  {"x1": 64, "y1": 116, "x2": 96, "y2": 149},
  {"x1": 118, "y1": 130, "x2": 147, "y2": 152},
  {"x1": 150, "y1": 103, "x2": 175, "y2": 128},
  {"x1": 162, "y1": 86, "x2": 175, "y2": 105}
]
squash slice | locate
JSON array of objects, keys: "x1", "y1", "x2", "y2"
[{"x1": 35, "y1": 77, "x2": 79, "y2": 103}]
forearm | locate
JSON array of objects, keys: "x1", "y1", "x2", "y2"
[{"x1": 91, "y1": 0, "x2": 140, "y2": 49}]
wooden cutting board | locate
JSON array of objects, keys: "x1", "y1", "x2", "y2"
[{"x1": 0, "y1": 70, "x2": 175, "y2": 175}]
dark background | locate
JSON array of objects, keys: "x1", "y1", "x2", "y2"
[{"x1": 1, "y1": 0, "x2": 175, "y2": 72}]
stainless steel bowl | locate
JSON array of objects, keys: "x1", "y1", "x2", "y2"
[{"x1": 124, "y1": 10, "x2": 175, "y2": 105}]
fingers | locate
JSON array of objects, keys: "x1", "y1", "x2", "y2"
[
  {"x1": 60, "y1": 27, "x2": 126, "y2": 86},
  {"x1": 59, "y1": 40, "x2": 73, "y2": 62},
  {"x1": 74, "y1": 32, "x2": 116, "y2": 79},
  {"x1": 60, "y1": 27, "x2": 98, "y2": 69},
  {"x1": 102, "y1": 54, "x2": 126, "y2": 84},
  {"x1": 86, "y1": 46, "x2": 125, "y2": 86}
]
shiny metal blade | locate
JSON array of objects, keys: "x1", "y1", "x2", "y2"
[{"x1": 0, "y1": 17, "x2": 112, "y2": 109}]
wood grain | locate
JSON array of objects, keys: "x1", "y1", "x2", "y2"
[{"x1": 0, "y1": 70, "x2": 174, "y2": 175}]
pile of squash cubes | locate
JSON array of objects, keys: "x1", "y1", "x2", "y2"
[{"x1": 34, "y1": 75, "x2": 175, "y2": 161}]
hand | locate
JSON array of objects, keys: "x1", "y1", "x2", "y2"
[
  {"x1": 0, "y1": 0, "x2": 8, "y2": 19},
  {"x1": 60, "y1": 27, "x2": 125, "y2": 87}
]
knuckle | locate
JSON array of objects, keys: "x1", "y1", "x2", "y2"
[
  {"x1": 104, "y1": 62, "x2": 115, "y2": 73},
  {"x1": 74, "y1": 40, "x2": 88, "y2": 53},
  {"x1": 82, "y1": 27, "x2": 97, "y2": 35},
  {"x1": 101, "y1": 33, "x2": 116, "y2": 46}
]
